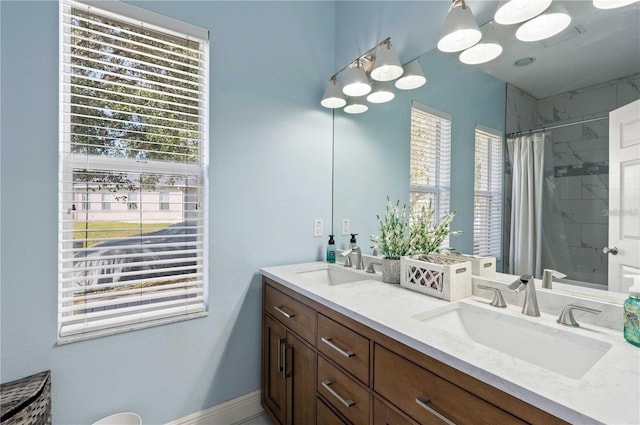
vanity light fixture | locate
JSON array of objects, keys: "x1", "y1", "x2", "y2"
[
  {"x1": 320, "y1": 77, "x2": 347, "y2": 109},
  {"x1": 342, "y1": 60, "x2": 371, "y2": 97},
  {"x1": 437, "y1": 0, "x2": 482, "y2": 53},
  {"x1": 370, "y1": 39, "x2": 404, "y2": 81},
  {"x1": 320, "y1": 37, "x2": 426, "y2": 113},
  {"x1": 515, "y1": 2, "x2": 571, "y2": 42},
  {"x1": 593, "y1": 0, "x2": 637, "y2": 9},
  {"x1": 367, "y1": 81, "x2": 395, "y2": 103},
  {"x1": 395, "y1": 59, "x2": 427, "y2": 90},
  {"x1": 459, "y1": 22, "x2": 503, "y2": 65},
  {"x1": 494, "y1": 0, "x2": 552, "y2": 25},
  {"x1": 343, "y1": 97, "x2": 368, "y2": 114}
]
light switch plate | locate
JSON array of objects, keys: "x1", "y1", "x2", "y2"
[{"x1": 342, "y1": 219, "x2": 350, "y2": 235}]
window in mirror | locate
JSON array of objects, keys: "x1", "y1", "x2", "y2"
[
  {"x1": 410, "y1": 102, "x2": 452, "y2": 244},
  {"x1": 473, "y1": 126, "x2": 503, "y2": 258}
]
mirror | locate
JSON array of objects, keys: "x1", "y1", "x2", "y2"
[{"x1": 332, "y1": 1, "x2": 640, "y2": 301}]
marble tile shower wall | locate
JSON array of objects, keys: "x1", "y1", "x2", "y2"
[{"x1": 505, "y1": 74, "x2": 640, "y2": 284}]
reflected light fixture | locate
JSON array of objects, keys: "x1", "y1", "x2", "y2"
[
  {"x1": 344, "y1": 97, "x2": 368, "y2": 114},
  {"x1": 370, "y1": 40, "x2": 404, "y2": 81},
  {"x1": 494, "y1": 0, "x2": 552, "y2": 25},
  {"x1": 320, "y1": 77, "x2": 346, "y2": 109},
  {"x1": 320, "y1": 37, "x2": 427, "y2": 114},
  {"x1": 395, "y1": 59, "x2": 427, "y2": 90},
  {"x1": 515, "y1": 2, "x2": 571, "y2": 42},
  {"x1": 437, "y1": 0, "x2": 482, "y2": 53},
  {"x1": 342, "y1": 60, "x2": 371, "y2": 97},
  {"x1": 366, "y1": 81, "x2": 395, "y2": 104},
  {"x1": 459, "y1": 22, "x2": 503, "y2": 65},
  {"x1": 593, "y1": 0, "x2": 637, "y2": 8}
]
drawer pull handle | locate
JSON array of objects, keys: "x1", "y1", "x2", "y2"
[
  {"x1": 322, "y1": 380, "x2": 355, "y2": 408},
  {"x1": 273, "y1": 305, "x2": 295, "y2": 318},
  {"x1": 416, "y1": 396, "x2": 456, "y2": 425},
  {"x1": 321, "y1": 337, "x2": 355, "y2": 358}
]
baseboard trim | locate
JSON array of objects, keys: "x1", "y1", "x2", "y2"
[{"x1": 166, "y1": 390, "x2": 263, "y2": 425}]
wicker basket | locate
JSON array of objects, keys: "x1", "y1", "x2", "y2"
[
  {"x1": 1, "y1": 371, "x2": 51, "y2": 425},
  {"x1": 400, "y1": 255, "x2": 472, "y2": 301}
]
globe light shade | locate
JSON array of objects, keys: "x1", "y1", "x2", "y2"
[
  {"x1": 494, "y1": 0, "x2": 552, "y2": 25},
  {"x1": 437, "y1": 0, "x2": 482, "y2": 53}
]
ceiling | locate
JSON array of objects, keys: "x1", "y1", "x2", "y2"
[{"x1": 473, "y1": 1, "x2": 640, "y2": 99}]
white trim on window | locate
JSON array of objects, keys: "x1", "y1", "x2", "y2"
[
  {"x1": 58, "y1": 0, "x2": 209, "y2": 343},
  {"x1": 410, "y1": 102, "x2": 452, "y2": 246},
  {"x1": 473, "y1": 125, "x2": 503, "y2": 258}
]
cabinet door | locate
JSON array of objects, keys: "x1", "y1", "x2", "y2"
[
  {"x1": 263, "y1": 315, "x2": 287, "y2": 424},
  {"x1": 287, "y1": 331, "x2": 316, "y2": 425}
]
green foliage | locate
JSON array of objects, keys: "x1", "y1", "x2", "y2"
[
  {"x1": 409, "y1": 205, "x2": 460, "y2": 255},
  {"x1": 371, "y1": 198, "x2": 460, "y2": 259},
  {"x1": 370, "y1": 198, "x2": 411, "y2": 259}
]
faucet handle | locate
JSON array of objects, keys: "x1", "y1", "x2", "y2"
[
  {"x1": 556, "y1": 304, "x2": 601, "y2": 327},
  {"x1": 366, "y1": 261, "x2": 382, "y2": 273},
  {"x1": 477, "y1": 285, "x2": 507, "y2": 308}
]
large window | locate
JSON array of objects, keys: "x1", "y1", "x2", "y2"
[
  {"x1": 473, "y1": 126, "x2": 503, "y2": 258},
  {"x1": 410, "y1": 102, "x2": 452, "y2": 244},
  {"x1": 59, "y1": 0, "x2": 209, "y2": 342}
]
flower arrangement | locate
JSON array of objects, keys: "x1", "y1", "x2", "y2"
[
  {"x1": 370, "y1": 197, "x2": 459, "y2": 259},
  {"x1": 370, "y1": 198, "x2": 411, "y2": 259},
  {"x1": 409, "y1": 204, "x2": 460, "y2": 255}
]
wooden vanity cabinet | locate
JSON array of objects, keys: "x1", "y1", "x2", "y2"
[
  {"x1": 262, "y1": 287, "x2": 316, "y2": 425},
  {"x1": 261, "y1": 277, "x2": 569, "y2": 425}
]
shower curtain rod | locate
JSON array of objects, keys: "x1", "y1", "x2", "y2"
[{"x1": 506, "y1": 116, "x2": 608, "y2": 138}]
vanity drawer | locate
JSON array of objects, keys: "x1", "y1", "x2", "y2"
[
  {"x1": 318, "y1": 356, "x2": 370, "y2": 425},
  {"x1": 374, "y1": 344, "x2": 526, "y2": 425},
  {"x1": 318, "y1": 313, "x2": 370, "y2": 384},
  {"x1": 317, "y1": 397, "x2": 348, "y2": 425},
  {"x1": 265, "y1": 284, "x2": 316, "y2": 345},
  {"x1": 373, "y1": 397, "x2": 417, "y2": 425}
]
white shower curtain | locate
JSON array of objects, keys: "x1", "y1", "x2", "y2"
[{"x1": 508, "y1": 133, "x2": 545, "y2": 277}]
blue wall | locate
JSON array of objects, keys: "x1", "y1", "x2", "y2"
[
  {"x1": 0, "y1": 1, "x2": 335, "y2": 423},
  {"x1": 1, "y1": 1, "x2": 505, "y2": 423}
]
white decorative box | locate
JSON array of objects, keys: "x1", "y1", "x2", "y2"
[
  {"x1": 428, "y1": 252, "x2": 496, "y2": 279},
  {"x1": 400, "y1": 255, "x2": 472, "y2": 301}
]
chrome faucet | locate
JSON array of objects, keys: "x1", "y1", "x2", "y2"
[
  {"x1": 507, "y1": 275, "x2": 540, "y2": 317},
  {"x1": 342, "y1": 247, "x2": 364, "y2": 270},
  {"x1": 541, "y1": 269, "x2": 567, "y2": 289}
]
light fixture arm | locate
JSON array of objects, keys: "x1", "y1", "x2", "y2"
[{"x1": 328, "y1": 37, "x2": 391, "y2": 81}]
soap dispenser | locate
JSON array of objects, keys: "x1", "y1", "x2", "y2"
[
  {"x1": 327, "y1": 235, "x2": 336, "y2": 264},
  {"x1": 349, "y1": 233, "x2": 358, "y2": 249},
  {"x1": 623, "y1": 274, "x2": 640, "y2": 347}
]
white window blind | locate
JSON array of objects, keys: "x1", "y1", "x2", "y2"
[
  {"x1": 410, "y1": 102, "x2": 452, "y2": 245},
  {"x1": 474, "y1": 126, "x2": 503, "y2": 258},
  {"x1": 59, "y1": 0, "x2": 209, "y2": 341}
]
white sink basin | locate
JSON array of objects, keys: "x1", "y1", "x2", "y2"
[
  {"x1": 296, "y1": 264, "x2": 370, "y2": 286},
  {"x1": 412, "y1": 302, "x2": 612, "y2": 379}
]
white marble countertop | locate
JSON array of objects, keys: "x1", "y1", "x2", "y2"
[{"x1": 261, "y1": 262, "x2": 640, "y2": 425}]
